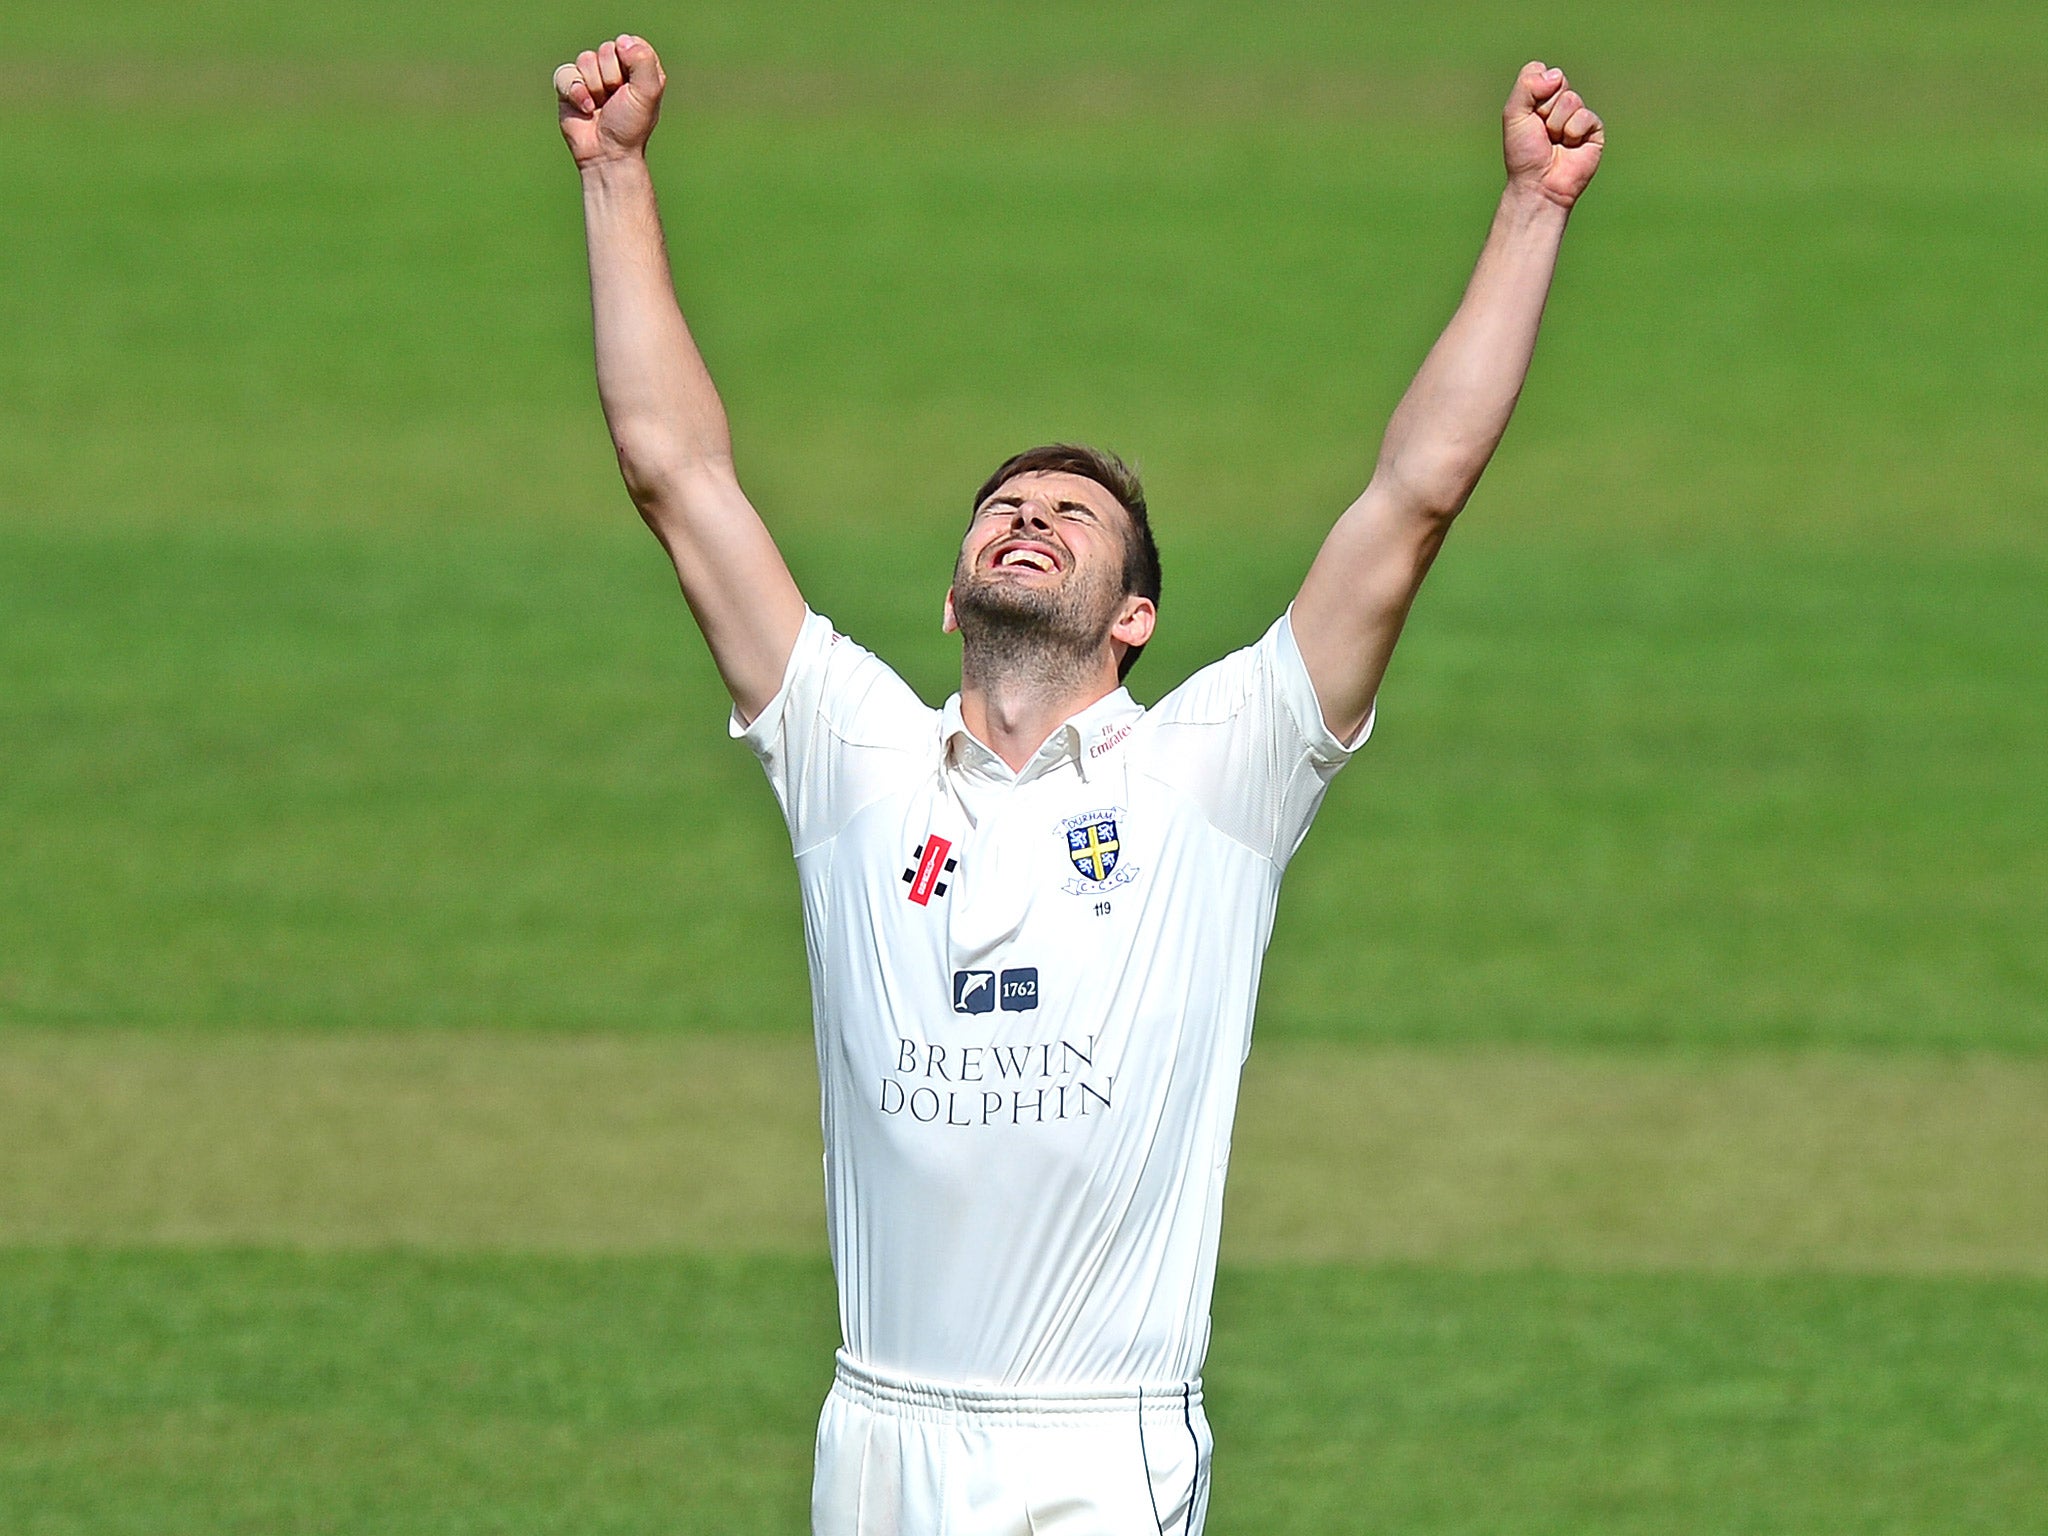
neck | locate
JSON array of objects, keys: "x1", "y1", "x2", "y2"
[{"x1": 959, "y1": 630, "x2": 1121, "y2": 773}]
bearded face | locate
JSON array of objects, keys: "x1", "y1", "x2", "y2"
[{"x1": 949, "y1": 473, "x2": 1135, "y2": 672}]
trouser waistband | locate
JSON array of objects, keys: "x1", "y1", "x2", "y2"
[{"x1": 831, "y1": 1351, "x2": 1203, "y2": 1427}]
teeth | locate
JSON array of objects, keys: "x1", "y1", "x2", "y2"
[{"x1": 998, "y1": 549, "x2": 1054, "y2": 571}]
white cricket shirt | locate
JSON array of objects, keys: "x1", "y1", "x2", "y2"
[{"x1": 735, "y1": 607, "x2": 1368, "y2": 1389}]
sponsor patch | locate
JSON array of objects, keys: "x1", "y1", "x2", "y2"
[
  {"x1": 952, "y1": 969, "x2": 996, "y2": 1014},
  {"x1": 952, "y1": 967, "x2": 1039, "y2": 1014},
  {"x1": 998, "y1": 968, "x2": 1039, "y2": 1012}
]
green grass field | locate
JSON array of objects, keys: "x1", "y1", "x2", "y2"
[
  {"x1": 3, "y1": 1, "x2": 2045, "y2": 1530},
  {"x1": 8, "y1": 1251, "x2": 2046, "y2": 1534}
]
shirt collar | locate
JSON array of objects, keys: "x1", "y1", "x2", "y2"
[{"x1": 940, "y1": 687, "x2": 1144, "y2": 783}]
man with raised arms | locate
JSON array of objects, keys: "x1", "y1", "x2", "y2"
[{"x1": 554, "y1": 34, "x2": 1601, "y2": 1536}]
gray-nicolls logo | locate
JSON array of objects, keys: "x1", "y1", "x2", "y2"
[{"x1": 902, "y1": 834, "x2": 957, "y2": 905}]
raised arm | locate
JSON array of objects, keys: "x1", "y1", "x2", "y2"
[
  {"x1": 555, "y1": 35, "x2": 806, "y2": 722},
  {"x1": 1292, "y1": 62, "x2": 1604, "y2": 741}
]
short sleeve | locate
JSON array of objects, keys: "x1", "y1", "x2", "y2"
[
  {"x1": 1140, "y1": 606, "x2": 1372, "y2": 868},
  {"x1": 731, "y1": 609, "x2": 938, "y2": 855}
]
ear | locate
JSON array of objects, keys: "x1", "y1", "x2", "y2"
[
  {"x1": 942, "y1": 588, "x2": 960, "y2": 635},
  {"x1": 1110, "y1": 595, "x2": 1155, "y2": 651}
]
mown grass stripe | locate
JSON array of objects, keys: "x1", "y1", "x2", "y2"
[
  {"x1": 4, "y1": 1032, "x2": 2042, "y2": 1273},
  {"x1": 3, "y1": 1249, "x2": 2043, "y2": 1535}
]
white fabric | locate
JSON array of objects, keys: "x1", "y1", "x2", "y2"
[
  {"x1": 735, "y1": 608, "x2": 1367, "y2": 1392},
  {"x1": 813, "y1": 1352, "x2": 1211, "y2": 1536}
]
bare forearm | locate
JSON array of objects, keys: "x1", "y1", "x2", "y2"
[
  {"x1": 1292, "y1": 62, "x2": 1602, "y2": 740},
  {"x1": 579, "y1": 154, "x2": 733, "y2": 496},
  {"x1": 556, "y1": 36, "x2": 805, "y2": 720},
  {"x1": 1375, "y1": 186, "x2": 1569, "y2": 518},
  {"x1": 578, "y1": 152, "x2": 804, "y2": 710}
]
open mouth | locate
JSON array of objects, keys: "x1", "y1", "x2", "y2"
[{"x1": 988, "y1": 541, "x2": 1062, "y2": 574}]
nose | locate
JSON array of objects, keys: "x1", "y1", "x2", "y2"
[{"x1": 1011, "y1": 498, "x2": 1054, "y2": 532}]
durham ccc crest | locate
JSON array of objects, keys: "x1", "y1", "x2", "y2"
[{"x1": 1060, "y1": 809, "x2": 1138, "y2": 896}]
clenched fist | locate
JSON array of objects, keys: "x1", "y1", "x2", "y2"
[
  {"x1": 1503, "y1": 62, "x2": 1603, "y2": 210},
  {"x1": 554, "y1": 34, "x2": 668, "y2": 169}
]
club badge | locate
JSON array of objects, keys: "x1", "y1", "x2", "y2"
[{"x1": 1060, "y1": 810, "x2": 1138, "y2": 896}]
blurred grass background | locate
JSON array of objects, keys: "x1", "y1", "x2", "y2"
[{"x1": 2, "y1": 0, "x2": 2044, "y2": 1530}]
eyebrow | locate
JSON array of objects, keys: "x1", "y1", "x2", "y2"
[{"x1": 982, "y1": 496, "x2": 1097, "y2": 515}]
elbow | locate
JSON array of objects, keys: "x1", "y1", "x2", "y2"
[
  {"x1": 612, "y1": 433, "x2": 738, "y2": 512},
  {"x1": 1375, "y1": 420, "x2": 1507, "y2": 521},
  {"x1": 1375, "y1": 457, "x2": 1475, "y2": 527}
]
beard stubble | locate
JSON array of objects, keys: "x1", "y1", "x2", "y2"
[{"x1": 950, "y1": 550, "x2": 1126, "y2": 698}]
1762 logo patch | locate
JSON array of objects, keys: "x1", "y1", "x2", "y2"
[{"x1": 1059, "y1": 809, "x2": 1138, "y2": 896}]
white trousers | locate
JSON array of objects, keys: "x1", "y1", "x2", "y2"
[{"x1": 812, "y1": 1353, "x2": 1212, "y2": 1536}]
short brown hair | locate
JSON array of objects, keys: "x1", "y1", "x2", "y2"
[{"x1": 971, "y1": 444, "x2": 1162, "y2": 681}]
